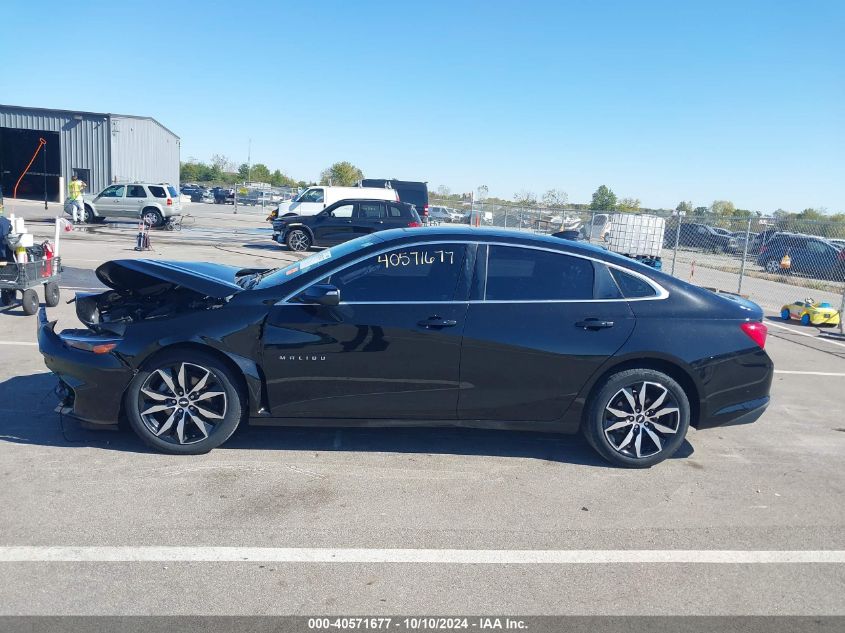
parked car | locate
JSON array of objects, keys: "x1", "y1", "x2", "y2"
[
  {"x1": 756, "y1": 233, "x2": 845, "y2": 279},
  {"x1": 665, "y1": 223, "x2": 738, "y2": 252},
  {"x1": 79, "y1": 183, "x2": 181, "y2": 227},
  {"x1": 180, "y1": 184, "x2": 203, "y2": 196},
  {"x1": 748, "y1": 228, "x2": 780, "y2": 254},
  {"x1": 360, "y1": 179, "x2": 429, "y2": 222},
  {"x1": 37, "y1": 227, "x2": 772, "y2": 467},
  {"x1": 730, "y1": 231, "x2": 758, "y2": 253},
  {"x1": 213, "y1": 188, "x2": 235, "y2": 204},
  {"x1": 428, "y1": 206, "x2": 455, "y2": 223},
  {"x1": 272, "y1": 199, "x2": 421, "y2": 251},
  {"x1": 273, "y1": 186, "x2": 398, "y2": 218},
  {"x1": 828, "y1": 238, "x2": 845, "y2": 251},
  {"x1": 190, "y1": 188, "x2": 213, "y2": 203}
]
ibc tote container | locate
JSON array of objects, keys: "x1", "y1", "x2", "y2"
[{"x1": 608, "y1": 214, "x2": 665, "y2": 257}]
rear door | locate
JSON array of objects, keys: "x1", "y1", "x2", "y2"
[
  {"x1": 458, "y1": 244, "x2": 636, "y2": 422},
  {"x1": 125, "y1": 184, "x2": 147, "y2": 217},
  {"x1": 354, "y1": 201, "x2": 387, "y2": 236},
  {"x1": 261, "y1": 242, "x2": 475, "y2": 419}
]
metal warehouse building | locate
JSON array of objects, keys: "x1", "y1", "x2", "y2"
[{"x1": 0, "y1": 104, "x2": 179, "y2": 203}]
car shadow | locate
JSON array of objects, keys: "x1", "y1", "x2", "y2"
[{"x1": 0, "y1": 372, "x2": 695, "y2": 466}]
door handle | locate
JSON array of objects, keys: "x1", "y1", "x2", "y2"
[
  {"x1": 575, "y1": 318, "x2": 615, "y2": 330},
  {"x1": 418, "y1": 316, "x2": 458, "y2": 328}
]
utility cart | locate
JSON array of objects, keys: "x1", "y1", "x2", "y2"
[{"x1": 0, "y1": 257, "x2": 62, "y2": 315}]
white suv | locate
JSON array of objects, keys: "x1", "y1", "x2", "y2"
[
  {"x1": 81, "y1": 183, "x2": 182, "y2": 226},
  {"x1": 275, "y1": 186, "x2": 398, "y2": 217}
]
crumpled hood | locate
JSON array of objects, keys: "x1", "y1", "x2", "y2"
[{"x1": 95, "y1": 260, "x2": 247, "y2": 298}]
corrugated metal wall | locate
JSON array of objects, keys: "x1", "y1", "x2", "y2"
[
  {"x1": 0, "y1": 105, "x2": 111, "y2": 197},
  {"x1": 110, "y1": 116, "x2": 180, "y2": 186}
]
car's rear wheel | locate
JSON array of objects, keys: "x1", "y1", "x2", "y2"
[
  {"x1": 583, "y1": 369, "x2": 690, "y2": 468},
  {"x1": 801, "y1": 314, "x2": 811, "y2": 326},
  {"x1": 764, "y1": 259, "x2": 781, "y2": 274},
  {"x1": 82, "y1": 205, "x2": 94, "y2": 223},
  {"x1": 286, "y1": 229, "x2": 312, "y2": 252},
  {"x1": 125, "y1": 349, "x2": 244, "y2": 454},
  {"x1": 781, "y1": 308, "x2": 790, "y2": 321},
  {"x1": 142, "y1": 208, "x2": 163, "y2": 227}
]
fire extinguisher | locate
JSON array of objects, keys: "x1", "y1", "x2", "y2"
[{"x1": 42, "y1": 240, "x2": 54, "y2": 278}]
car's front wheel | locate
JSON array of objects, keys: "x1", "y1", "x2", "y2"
[
  {"x1": 286, "y1": 229, "x2": 312, "y2": 252},
  {"x1": 583, "y1": 369, "x2": 690, "y2": 468},
  {"x1": 142, "y1": 208, "x2": 163, "y2": 227},
  {"x1": 125, "y1": 349, "x2": 244, "y2": 454}
]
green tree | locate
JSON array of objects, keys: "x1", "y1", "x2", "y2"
[
  {"x1": 513, "y1": 190, "x2": 538, "y2": 206},
  {"x1": 237, "y1": 163, "x2": 250, "y2": 181},
  {"x1": 693, "y1": 206, "x2": 709, "y2": 215},
  {"x1": 477, "y1": 185, "x2": 489, "y2": 201},
  {"x1": 617, "y1": 197, "x2": 641, "y2": 212},
  {"x1": 542, "y1": 189, "x2": 569, "y2": 208},
  {"x1": 320, "y1": 161, "x2": 364, "y2": 186},
  {"x1": 590, "y1": 185, "x2": 617, "y2": 211},
  {"x1": 249, "y1": 163, "x2": 272, "y2": 183},
  {"x1": 675, "y1": 201, "x2": 693, "y2": 215},
  {"x1": 710, "y1": 200, "x2": 736, "y2": 216}
]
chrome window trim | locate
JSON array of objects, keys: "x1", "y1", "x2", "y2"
[{"x1": 277, "y1": 239, "x2": 669, "y2": 305}]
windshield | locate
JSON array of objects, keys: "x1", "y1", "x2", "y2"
[{"x1": 255, "y1": 235, "x2": 384, "y2": 289}]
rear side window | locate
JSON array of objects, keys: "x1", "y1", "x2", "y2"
[
  {"x1": 148, "y1": 186, "x2": 166, "y2": 198},
  {"x1": 485, "y1": 246, "x2": 594, "y2": 301},
  {"x1": 358, "y1": 202, "x2": 385, "y2": 219},
  {"x1": 387, "y1": 204, "x2": 407, "y2": 218},
  {"x1": 609, "y1": 268, "x2": 657, "y2": 298},
  {"x1": 126, "y1": 185, "x2": 146, "y2": 198}
]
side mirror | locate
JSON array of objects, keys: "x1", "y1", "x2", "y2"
[{"x1": 299, "y1": 284, "x2": 340, "y2": 306}]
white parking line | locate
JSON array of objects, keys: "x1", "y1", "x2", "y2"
[
  {"x1": 773, "y1": 370, "x2": 845, "y2": 376},
  {"x1": 0, "y1": 341, "x2": 37, "y2": 346},
  {"x1": 767, "y1": 321, "x2": 845, "y2": 349},
  {"x1": 0, "y1": 547, "x2": 843, "y2": 564}
]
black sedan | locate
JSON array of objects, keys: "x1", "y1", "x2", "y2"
[
  {"x1": 38, "y1": 227, "x2": 773, "y2": 467},
  {"x1": 272, "y1": 199, "x2": 422, "y2": 251}
]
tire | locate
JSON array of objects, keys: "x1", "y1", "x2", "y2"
[
  {"x1": 0, "y1": 289, "x2": 14, "y2": 307},
  {"x1": 764, "y1": 259, "x2": 781, "y2": 274},
  {"x1": 21, "y1": 288, "x2": 39, "y2": 315},
  {"x1": 582, "y1": 368, "x2": 691, "y2": 468},
  {"x1": 44, "y1": 281, "x2": 60, "y2": 307},
  {"x1": 82, "y1": 205, "x2": 94, "y2": 223},
  {"x1": 286, "y1": 228, "x2": 312, "y2": 252},
  {"x1": 801, "y1": 314, "x2": 811, "y2": 326},
  {"x1": 780, "y1": 308, "x2": 790, "y2": 321},
  {"x1": 141, "y1": 208, "x2": 163, "y2": 227},
  {"x1": 125, "y1": 349, "x2": 245, "y2": 455}
]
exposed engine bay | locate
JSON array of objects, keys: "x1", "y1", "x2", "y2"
[{"x1": 75, "y1": 284, "x2": 225, "y2": 334}]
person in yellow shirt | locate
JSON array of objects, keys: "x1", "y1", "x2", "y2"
[{"x1": 67, "y1": 175, "x2": 87, "y2": 222}]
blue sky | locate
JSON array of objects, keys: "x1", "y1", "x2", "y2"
[{"x1": 2, "y1": 0, "x2": 843, "y2": 211}]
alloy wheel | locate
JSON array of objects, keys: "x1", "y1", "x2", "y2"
[
  {"x1": 138, "y1": 362, "x2": 227, "y2": 445},
  {"x1": 288, "y1": 230, "x2": 310, "y2": 251},
  {"x1": 603, "y1": 381, "x2": 680, "y2": 459},
  {"x1": 765, "y1": 260, "x2": 780, "y2": 273}
]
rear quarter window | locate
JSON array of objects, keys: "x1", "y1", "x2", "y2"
[
  {"x1": 167, "y1": 186, "x2": 178, "y2": 197},
  {"x1": 148, "y1": 186, "x2": 167, "y2": 198},
  {"x1": 609, "y1": 268, "x2": 657, "y2": 298}
]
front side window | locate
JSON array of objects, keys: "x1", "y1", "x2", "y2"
[
  {"x1": 329, "y1": 204, "x2": 353, "y2": 218},
  {"x1": 126, "y1": 185, "x2": 146, "y2": 198},
  {"x1": 299, "y1": 188, "x2": 324, "y2": 203},
  {"x1": 325, "y1": 245, "x2": 468, "y2": 302},
  {"x1": 100, "y1": 185, "x2": 125, "y2": 198},
  {"x1": 485, "y1": 246, "x2": 594, "y2": 301},
  {"x1": 148, "y1": 186, "x2": 167, "y2": 198}
]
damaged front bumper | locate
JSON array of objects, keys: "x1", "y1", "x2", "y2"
[{"x1": 37, "y1": 308, "x2": 134, "y2": 428}]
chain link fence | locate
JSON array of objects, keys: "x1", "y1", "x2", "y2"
[{"x1": 430, "y1": 197, "x2": 845, "y2": 328}]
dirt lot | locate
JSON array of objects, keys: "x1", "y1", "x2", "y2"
[{"x1": 1, "y1": 199, "x2": 843, "y2": 616}]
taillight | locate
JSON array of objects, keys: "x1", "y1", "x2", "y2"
[
  {"x1": 423, "y1": 204, "x2": 429, "y2": 217},
  {"x1": 740, "y1": 322, "x2": 767, "y2": 349},
  {"x1": 407, "y1": 221, "x2": 421, "y2": 228},
  {"x1": 759, "y1": 245, "x2": 767, "y2": 255},
  {"x1": 166, "y1": 198, "x2": 172, "y2": 206}
]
